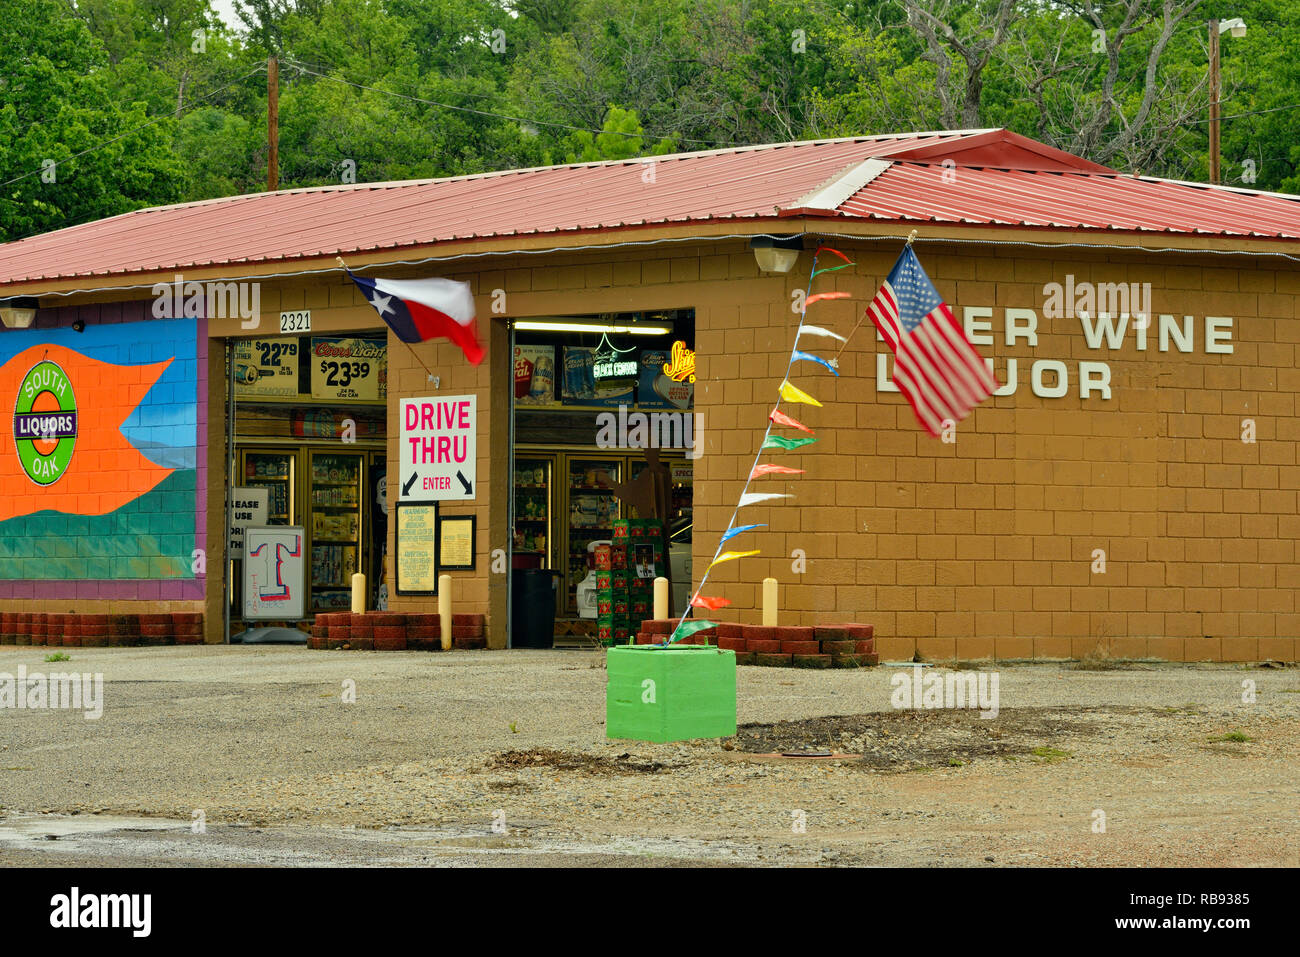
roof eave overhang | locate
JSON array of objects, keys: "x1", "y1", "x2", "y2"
[{"x1": 6, "y1": 216, "x2": 1300, "y2": 302}]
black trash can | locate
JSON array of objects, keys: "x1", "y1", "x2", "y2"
[{"x1": 511, "y1": 568, "x2": 558, "y2": 648}]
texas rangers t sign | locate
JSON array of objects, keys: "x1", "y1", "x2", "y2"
[{"x1": 399, "y1": 394, "x2": 477, "y2": 501}]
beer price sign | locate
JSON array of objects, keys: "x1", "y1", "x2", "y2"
[
  {"x1": 233, "y1": 338, "x2": 300, "y2": 397},
  {"x1": 311, "y1": 337, "x2": 385, "y2": 401}
]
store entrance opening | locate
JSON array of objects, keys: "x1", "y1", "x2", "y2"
[
  {"x1": 225, "y1": 332, "x2": 390, "y2": 637},
  {"x1": 509, "y1": 310, "x2": 695, "y2": 647}
]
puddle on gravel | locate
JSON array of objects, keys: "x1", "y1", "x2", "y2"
[
  {"x1": 0, "y1": 813, "x2": 187, "y2": 845},
  {"x1": 0, "y1": 813, "x2": 767, "y2": 866}
]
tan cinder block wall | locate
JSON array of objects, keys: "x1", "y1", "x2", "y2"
[
  {"x1": 690, "y1": 240, "x2": 1299, "y2": 664},
  {"x1": 193, "y1": 236, "x2": 1297, "y2": 662}
]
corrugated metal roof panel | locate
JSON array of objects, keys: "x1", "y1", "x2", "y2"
[
  {"x1": 838, "y1": 163, "x2": 1300, "y2": 238},
  {"x1": 2, "y1": 130, "x2": 1298, "y2": 290}
]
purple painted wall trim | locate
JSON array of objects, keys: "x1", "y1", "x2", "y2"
[{"x1": 0, "y1": 302, "x2": 208, "y2": 604}]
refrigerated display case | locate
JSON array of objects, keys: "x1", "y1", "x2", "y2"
[
  {"x1": 565, "y1": 456, "x2": 623, "y2": 614},
  {"x1": 512, "y1": 456, "x2": 553, "y2": 570},
  {"x1": 308, "y1": 451, "x2": 365, "y2": 611},
  {"x1": 241, "y1": 450, "x2": 295, "y2": 525}
]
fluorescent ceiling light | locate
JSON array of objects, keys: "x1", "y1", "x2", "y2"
[{"x1": 514, "y1": 321, "x2": 672, "y2": 335}]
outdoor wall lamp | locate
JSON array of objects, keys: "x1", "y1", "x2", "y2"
[
  {"x1": 750, "y1": 235, "x2": 804, "y2": 273},
  {"x1": 0, "y1": 298, "x2": 38, "y2": 329}
]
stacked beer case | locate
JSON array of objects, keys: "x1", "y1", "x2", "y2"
[{"x1": 595, "y1": 519, "x2": 665, "y2": 645}]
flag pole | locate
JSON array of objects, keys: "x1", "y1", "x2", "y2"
[
  {"x1": 833, "y1": 231, "x2": 918, "y2": 361},
  {"x1": 337, "y1": 255, "x2": 439, "y2": 382}
]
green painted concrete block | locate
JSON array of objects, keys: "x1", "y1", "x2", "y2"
[{"x1": 606, "y1": 645, "x2": 737, "y2": 743}]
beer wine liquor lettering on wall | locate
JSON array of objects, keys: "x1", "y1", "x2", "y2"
[{"x1": 0, "y1": 317, "x2": 201, "y2": 581}]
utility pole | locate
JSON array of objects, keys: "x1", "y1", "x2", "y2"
[
  {"x1": 1208, "y1": 20, "x2": 1220, "y2": 185},
  {"x1": 267, "y1": 56, "x2": 279, "y2": 191}
]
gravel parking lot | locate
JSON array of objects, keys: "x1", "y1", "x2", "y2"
[{"x1": 1, "y1": 645, "x2": 1297, "y2": 866}]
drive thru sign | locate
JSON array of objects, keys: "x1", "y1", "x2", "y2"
[{"x1": 399, "y1": 394, "x2": 477, "y2": 500}]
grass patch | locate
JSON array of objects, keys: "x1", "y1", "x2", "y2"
[
  {"x1": 1207, "y1": 730, "x2": 1252, "y2": 743},
  {"x1": 43, "y1": 652, "x2": 71, "y2": 663},
  {"x1": 1029, "y1": 745, "x2": 1073, "y2": 763}
]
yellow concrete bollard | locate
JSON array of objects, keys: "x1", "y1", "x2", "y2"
[
  {"x1": 351, "y1": 573, "x2": 366, "y2": 614},
  {"x1": 439, "y1": 574, "x2": 452, "y2": 651},
  {"x1": 653, "y1": 577, "x2": 669, "y2": 620},
  {"x1": 762, "y1": 577, "x2": 778, "y2": 626}
]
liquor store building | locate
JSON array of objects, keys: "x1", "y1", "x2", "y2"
[{"x1": 2, "y1": 128, "x2": 1300, "y2": 663}]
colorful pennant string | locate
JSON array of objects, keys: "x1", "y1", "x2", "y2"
[
  {"x1": 737, "y1": 493, "x2": 791, "y2": 508},
  {"x1": 720, "y1": 522, "x2": 767, "y2": 542},
  {"x1": 761, "y1": 435, "x2": 817, "y2": 451},
  {"x1": 797, "y1": 324, "x2": 847, "y2": 343},
  {"x1": 791, "y1": 350, "x2": 839, "y2": 375},
  {"x1": 769, "y1": 408, "x2": 813, "y2": 433},
  {"x1": 708, "y1": 549, "x2": 761, "y2": 569},
  {"x1": 778, "y1": 380, "x2": 822, "y2": 406},
  {"x1": 667, "y1": 242, "x2": 857, "y2": 645},
  {"x1": 750, "y1": 463, "x2": 805, "y2": 479}
]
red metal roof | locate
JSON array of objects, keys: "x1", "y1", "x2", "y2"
[
  {"x1": 2, "y1": 128, "x2": 1298, "y2": 291},
  {"x1": 836, "y1": 163, "x2": 1300, "y2": 237}
]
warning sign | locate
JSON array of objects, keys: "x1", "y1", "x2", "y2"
[{"x1": 398, "y1": 394, "x2": 477, "y2": 501}]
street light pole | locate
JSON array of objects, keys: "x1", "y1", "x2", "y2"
[{"x1": 1209, "y1": 19, "x2": 1221, "y2": 185}]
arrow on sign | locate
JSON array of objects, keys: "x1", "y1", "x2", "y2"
[
  {"x1": 403, "y1": 472, "x2": 419, "y2": 496},
  {"x1": 457, "y1": 470, "x2": 473, "y2": 496}
]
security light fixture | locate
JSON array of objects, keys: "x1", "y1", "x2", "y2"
[
  {"x1": 0, "y1": 298, "x2": 37, "y2": 329},
  {"x1": 750, "y1": 235, "x2": 804, "y2": 273},
  {"x1": 1220, "y1": 17, "x2": 1246, "y2": 37}
]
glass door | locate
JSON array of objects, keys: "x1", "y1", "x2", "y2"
[
  {"x1": 513, "y1": 456, "x2": 553, "y2": 569},
  {"x1": 308, "y1": 450, "x2": 364, "y2": 611}
]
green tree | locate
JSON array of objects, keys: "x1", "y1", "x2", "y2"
[{"x1": 0, "y1": 0, "x2": 186, "y2": 239}]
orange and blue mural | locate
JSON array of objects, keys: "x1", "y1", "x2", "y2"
[{"x1": 0, "y1": 313, "x2": 204, "y2": 596}]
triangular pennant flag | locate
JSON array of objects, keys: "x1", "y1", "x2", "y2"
[
  {"x1": 762, "y1": 435, "x2": 817, "y2": 451},
  {"x1": 798, "y1": 324, "x2": 847, "y2": 343},
  {"x1": 708, "y1": 549, "x2": 761, "y2": 568},
  {"x1": 690, "y1": 595, "x2": 732, "y2": 610},
  {"x1": 779, "y1": 380, "x2": 822, "y2": 406},
  {"x1": 792, "y1": 350, "x2": 839, "y2": 375},
  {"x1": 720, "y1": 523, "x2": 766, "y2": 542},
  {"x1": 750, "y1": 463, "x2": 805, "y2": 479},
  {"x1": 668, "y1": 618, "x2": 717, "y2": 643},
  {"x1": 805, "y1": 292, "x2": 849, "y2": 306},
  {"x1": 809, "y1": 262, "x2": 854, "y2": 278},
  {"x1": 813, "y1": 246, "x2": 853, "y2": 263},
  {"x1": 737, "y1": 493, "x2": 791, "y2": 508},
  {"x1": 769, "y1": 408, "x2": 814, "y2": 434}
]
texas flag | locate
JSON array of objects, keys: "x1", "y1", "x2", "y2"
[{"x1": 347, "y1": 271, "x2": 485, "y2": 366}]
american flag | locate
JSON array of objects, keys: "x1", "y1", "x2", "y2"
[{"x1": 866, "y1": 246, "x2": 998, "y2": 436}]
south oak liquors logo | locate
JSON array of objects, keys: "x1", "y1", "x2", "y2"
[{"x1": 13, "y1": 360, "x2": 77, "y2": 486}]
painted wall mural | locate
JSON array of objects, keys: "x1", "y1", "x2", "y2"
[{"x1": 0, "y1": 317, "x2": 202, "y2": 582}]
